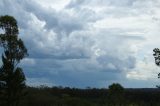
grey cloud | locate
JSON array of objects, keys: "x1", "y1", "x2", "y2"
[
  {"x1": 19, "y1": 0, "x2": 88, "y2": 35},
  {"x1": 97, "y1": 55, "x2": 136, "y2": 71},
  {"x1": 23, "y1": 58, "x2": 123, "y2": 88},
  {"x1": 67, "y1": 0, "x2": 137, "y2": 8},
  {"x1": 107, "y1": 0, "x2": 137, "y2": 7},
  {"x1": 66, "y1": 0, "x2": 86, "y2": 9}
]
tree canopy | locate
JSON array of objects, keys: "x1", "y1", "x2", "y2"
[{"x1": 0, "y1": 15, "x2": 28, "y2": 106}]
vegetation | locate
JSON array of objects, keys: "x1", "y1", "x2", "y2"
[
  {"x1": 0, "y1": 85, "x2": 157, "y2": 106},
  {"x1": 107, "y1": 83, "x2": 125, "y2": 106},
  {"x1": 0, "y1": 15, "x2": 28, "y2": 106},
  {"x1": 153, "y1": 48, "x2": 160, "y2": 79}
]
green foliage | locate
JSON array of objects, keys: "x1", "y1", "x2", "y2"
[
  {"x1": 0, "y1": 15, "x2": 18, "y2": 35},
  {"x1": 153, "y1": 48, "x2": 160, "y2": 66},
  {"x1": 0, "y1": 15, "x2": 28, "y2": 106},
  {"x1": 107, "y1": 83, "x2": 125, "y2": 106},
  {"x1": 8, "y1": 86, "x2": 160, "y2": 106},
  {"x1": 108, "y1": 83, "x2": 124, "y2": 94},
  {"x1": 153, "y1": 48, "x2": 160, "y2": 88}
]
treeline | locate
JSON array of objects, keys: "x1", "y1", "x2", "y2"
[{"x1": 11, "y1": 84, "x2": 160, "y2": 106}]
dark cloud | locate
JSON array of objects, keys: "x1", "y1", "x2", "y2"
[{"x1": 23, "y1": 62, "x2": 123, "y2": 88}]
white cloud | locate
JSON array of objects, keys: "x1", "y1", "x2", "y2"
[
  {"x1": 127, "y1": 57, "x2": 159, "y2": 80},
  {"x1": 37, "y1": 0, "x2": 71, "y2": 11}
]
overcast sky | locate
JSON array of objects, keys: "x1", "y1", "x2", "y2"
[{"x1": 1, "y1": 0, "x2": 160, "y2": 88}]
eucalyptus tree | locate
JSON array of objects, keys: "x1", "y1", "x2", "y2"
[
  {"x1": 153, "y1": 48, "x2": 160, "y2": 88},
  {"x1": 0, "y1": 15, "x2": 28, "y2": 106}
]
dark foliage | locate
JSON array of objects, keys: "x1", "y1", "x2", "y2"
[
  {"x1": 107, "y1": 83, "x2": 125, "y2": 105},
  {"x1": 0, "y1": 15, "x2": 28, "y2": 106},
  {"x1": 5, "y1": 85, "x2": 160, "y2": 106},
  {"x1": 153, "y1": 48, "x2": 160, "y2": 88},
  {"x1": 153, "y1": 48, "x2": 160, "y2": 66}
]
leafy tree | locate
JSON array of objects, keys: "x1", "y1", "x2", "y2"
[
  {"x1": 0, "y1": 15, "x2": 28, "y2": 106},
  {"x1": 153, "y1": 48, "x2": 160, "y2": 67},
  {"x1": 153, "y1": 48, "x2": 160, "y2": 88},
  {"x1": 107, "y1": 83, "x2": 125, "y2": 106}
]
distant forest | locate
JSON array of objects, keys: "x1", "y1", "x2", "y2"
[{"x1": 7, "y1": 85, "x2": 160, "y2": 106}]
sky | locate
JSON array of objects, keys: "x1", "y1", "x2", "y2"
[{"x1": 0, "y1": 0, "x2": 160, "y2": 88}]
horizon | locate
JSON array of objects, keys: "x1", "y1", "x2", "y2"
[{"x1": 1, "y1": 0, "x2": 160, "y2": 88}]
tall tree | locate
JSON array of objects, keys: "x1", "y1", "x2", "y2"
[
  {"x1": 153, "y1": 48, "x2": 160, "y2": 78},
  {"x1": 0, "y1": 15, "x2": 28, "y2": 106}
]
